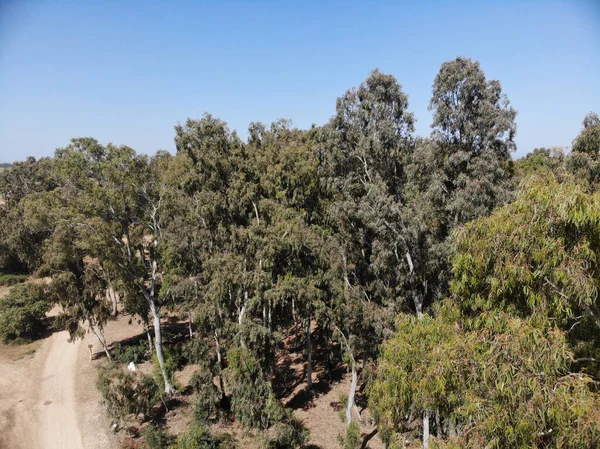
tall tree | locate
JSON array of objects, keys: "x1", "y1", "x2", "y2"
[
  {"x1": 322, "y1": 69, "x2": 415, "y2": 426},
  {"x1": 572, "y1": 112, "x2": 600, "y2": 156},
  {"x1": 52, "y1": 138, "x2": 175, "y2": 393}
]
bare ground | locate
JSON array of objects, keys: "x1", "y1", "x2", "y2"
[{"x1": 0, "y1": 303, "x2": 141, "y2": 449}]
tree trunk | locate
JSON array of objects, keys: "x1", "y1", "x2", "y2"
[
  {"x1": 238, "y1": 289, "x2": 248, "y2": 348},
  {"x1": 187, "y1": 311, "x2": 193, "y2": 338},
  {"x1": 145, "y1": 322, "x2": 153, "y2": 353},
  {"x1": 107, "y1": 286, "x2": 118, "y2": 316},
  {"x1": 306, "y1": 316, "x2": 313, "y2": 391},
  {"x1": 436, "y1": 409, "x2": 442, "y2": 439},
  {"x1": 214, "y1": 330, "x2": 225, "y2": 399},
  {"x1": 423, "y1": 410, "x2": 430, "y2": 449},
  {"x1": 149, "y1": 297, "x2": 174, "y2": 394},
  {"x1": 293, "y1": 298, "x2": 299, "y2": 349},
  {"x1": 89, "y1": 321, "x2": 111, "y2": 361},
  {"x1": 346, "y1": 358, "x2": 358, "y2": 427},
  {"x1": 448, "y1": 418, "x2": 456, "y2": 437}
]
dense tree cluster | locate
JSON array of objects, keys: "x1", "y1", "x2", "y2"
[{"x1": 1, "y1": 57, "x2": 599, "y2": 449}]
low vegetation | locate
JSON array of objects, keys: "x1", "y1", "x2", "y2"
[{"x1": 0, "y1": 283, "x2": 51, "y2": 342}]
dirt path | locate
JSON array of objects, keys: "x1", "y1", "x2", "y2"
[
  {"x1": 0, "y1": 331, "x2": 84, "y2": 449},
  {"x1": 38, "y1": 331, "x2": 84, "y2": 449},
  {"x1": 0, "y1": 325, "x2": 124, "y2": 449}
]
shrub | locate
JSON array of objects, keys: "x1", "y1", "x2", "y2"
[
  {"x1": 97, "y1": 366, "x2": 160, "y2": 422},
  {"x1": 266, "y1": 412, "x2": 310, "y2": 449},
  {"x1": 0, "y1": 283, "x2": 50, "y2": 342},
  {"x1": 113, "y1": 340, "x2": 149, "y2": 364},
  {"x1": 141, "y1": 425, "x2": 170, "y2": 449},
  {"x1": 338, "y1": 422, "x2": 361, "y2": 449},
  {"x1": 152, "y1": 350, "x2": 179, "y2": 393},
  {"x1": 170, "y1": 425, "x2": 223, "y2": 449},
  {"x1": 226, "y1": 347, "x2": 285, "y2": 430},
  {"x1": 0, "y1": 273, "x2": 27, "y2": 286},
  {"x1": 190, "y1": 367, "x2": 221, "y2": 424}
]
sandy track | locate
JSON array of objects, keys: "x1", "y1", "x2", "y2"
[
  {"x1": 38, "y1": 331, "x2": 84, "y2": 449},
  {"x1": 0, "y1": 331, "x2": 84, "y2": 449}
]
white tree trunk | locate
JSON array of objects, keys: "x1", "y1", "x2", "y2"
[
  {"x1": 145, "y1": 322, "x2": 153, "y2": 353},
  {"x1": 423, "y1": 410, "x2": 430, "y2": 448},
  {"x1": 107, "y1": 287, "x2": 119, "y2": 316},
  {"x1": 149, "y1": 298, "x2": 174, "y2": 394},
  {"x1": 214, "y1": 330, "x2": 225, "y2": 397},
  {"x1": 346, "y1": 359, "x2": 358, "y2": 427},
  {"x1": 187, "y1": 311, "x2": 193, "y2": 338},
  {"x1": 89, "y1": 322, "x2": 111, "y2": 361},
  {"x1": 306, "y1": 316, "x2": 313, "y2": 391}
]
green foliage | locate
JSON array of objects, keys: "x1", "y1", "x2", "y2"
[
  {"x1": 97, "y1": 366, "x2": 160, "y2": 422},
  {"x1": 452, "y1": 173, "x2": 600, "y2": 330},
  {"x1": 370, "y1": 304, "x2": 600, "y2": 448},
  {"x1": 170, "y1": 425, "x2": 232, "y2": 449},
  {"x1": 190, "y1": 366, "x2": 221, "y2": 424},
  {"x1": 265, "y1": 412, "x2": 310, "y2": 449},
  {"x1": 0, "y1": 273, "x2": 28, "y2": 286},
  {"x1": 112, "y1": 340, "x2": 149, "y2": 364},
  {"x1": 142, "y1": 425, "x2": 171, "y2": 449},
  {"x1": 515, "y1": 147, "x2": 565, "y2": 180},
  {"x1": 226, "y1": 347, "x2": 285, "y2": 430},
  {"x1": 0, "y1": 283, "x2": 50, "y2": 342},
  {"x1": 572, "y1": 112, "x2": 600, "y2": 155},
  {"x1": 338, "y1": 422, "x2": 361, "y2": 449},
  {"x1": 152, "y1": 350, "x2": 178, "y2": 393}
]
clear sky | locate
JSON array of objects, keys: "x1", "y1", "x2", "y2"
[{"x1": 0, "y1": 0, "x2": 598, "y2": 162}]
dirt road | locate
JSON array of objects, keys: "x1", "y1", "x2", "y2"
[
  {"x1": 0, "y1": 331, "x2": 83, "y2": 449},
  {"x1": 39, "y1": 331, "x2": 85, "y2": 449}
]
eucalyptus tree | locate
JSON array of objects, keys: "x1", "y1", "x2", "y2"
[
  {"x1": 572, "y1": 112, "x2": 600, "y2": 156},
  {"x1": 52, "y1": 138, "x2": 175, "y2": 393},
  {"x1": 428, "y1": 56, "x2": 516, "y2": 223},
  {"x1": 0, "y1": 156, "x2": 58, "y2": 272},
  {"x1": 452, "y1": 172, "x2": 600, "y2": 358},
  {"x1": 369, "y1": 303, "x2": 600, "y2": 448},
  {"x1": 321, "y1": 69, "x2": 415, "y2": 426}
]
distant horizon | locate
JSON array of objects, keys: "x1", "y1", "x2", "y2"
[{"x1": 1, "y1": 0, "x2": 599, "y2": 162}]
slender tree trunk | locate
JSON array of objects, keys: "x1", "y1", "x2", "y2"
[
  {"x1": 238, "y1": 289, "x2": 248, "y2": 348},
  {"x1": 107, "y1": 286, "x2": 118, "y2": 317},
  {"x1": 436, "y1": 409, "x2": 442, "y2": 439},
  {"x1": 448, "y1": 418, "x2": 456, "y2": 437},
  {"x1": 214, "y1": 330, "x2": 225, "y2": 399},
  {"x1": 306, "y1": 315, "x2": 313, "y2": 391},
  {"x1": 145, "y1": 322, "x2": 153, "y2": 353},
  {"x1": 149, "y1": 297, "x2": 174, "y2": 394},
  {"x1": 423, "y1": 411, "x2": 430, "y2": 449},
  {"x1": 293, "y1": 298, "x2": 299, "y2": 349},
  {"x1": 346, "y1": 358, "x2": 358, "y2": 427},
  {"x1": 187, "y1": 311, "x2": 193, "y2": 338},
  {"x1": 89, "y1": 320, "x2": 111, "y2": 361}
]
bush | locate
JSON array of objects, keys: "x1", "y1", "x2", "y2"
[
  {"x1": 0, "y1": 273, "x2": 27, "y2": 286},
  {"x1": 338, "y1": 422, "x2": 361, "y2": 449},
  {"x1": 170, "y1": 425, "x2": 225, "y2": 449},
  {"x1": 152, "y1": 350, "x2": 179, "y2": 393},
  {"x1": 141, "y1": 425, "x2": 170, "y2": 449},
  {"x1": 97, "y1": 366, "x2": 160, "y2": 422},
  {"x1": 266, "y1": 412, "x2": 310, "y2": 449},
  {"x1": 113, "y1": 340, "x2": 149, "y2": 364},
  {"x1": 0, "y1": 283, "x2": 50, "y2": 342},
  {"x1": 226, "y1": 348, "x2": 285, "y2": 430},
  {"x1": 191, "y1": 367, "x2": 221, "y2": 424}
]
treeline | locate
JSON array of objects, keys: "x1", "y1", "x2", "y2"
[{"x1": 1, "y1": 57, "x2": 600, "y2": 448}]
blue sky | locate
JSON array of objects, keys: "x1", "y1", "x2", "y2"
[{"x1": 0, "y1": 0, "x2": 598, "y2": 162}]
